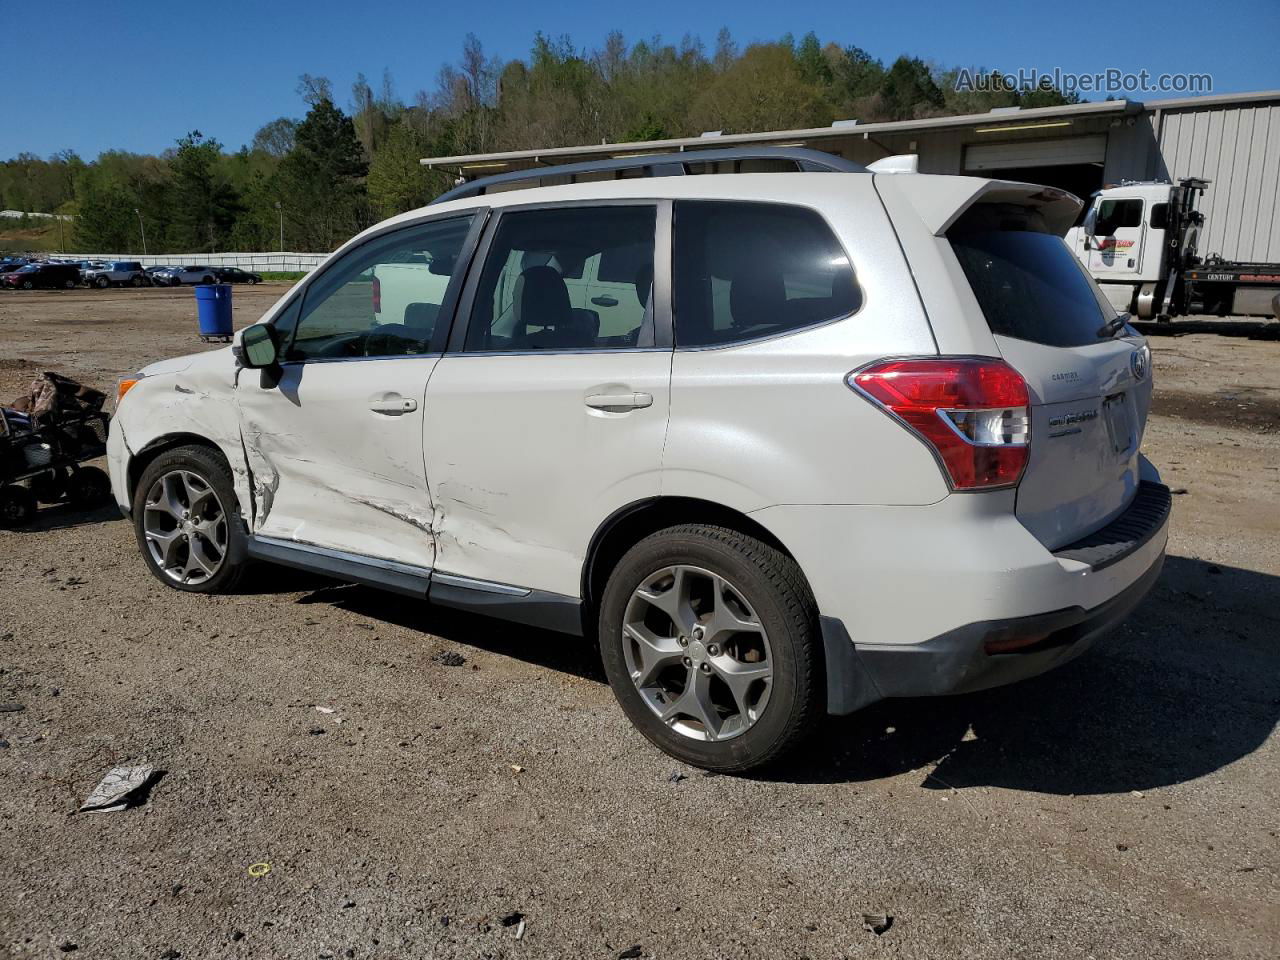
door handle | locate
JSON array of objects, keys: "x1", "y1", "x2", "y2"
[
  {"x1": 590, "y1": 295, "x2": 619, "y2": 307},
  {"x1": 585, "y1": 392, "x2": 653, "y2": 411},
  {"x1": 369, "y1": 394, "x2": 418, "y2": 415}
]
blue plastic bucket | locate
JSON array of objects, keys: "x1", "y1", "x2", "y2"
[{"x1": 194, "y1": 283, "x2": 233, "y2": 337}]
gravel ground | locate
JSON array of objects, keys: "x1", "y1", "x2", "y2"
[{"x1": 0, "y1": 288, "x2": 1277, "y2": 960}]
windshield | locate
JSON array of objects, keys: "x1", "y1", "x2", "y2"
[{"x1": 950, "y1": 210, "x2": 1116, "y2": 349}]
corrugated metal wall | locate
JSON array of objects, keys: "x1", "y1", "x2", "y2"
[{"x1": 1156, "y1": 102, "x2": 1280, "y2": 262}]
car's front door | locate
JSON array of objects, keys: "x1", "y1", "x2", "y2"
[
  {"x1": 234, "y1": 214, "x2": 478, "y2": 569},
  {"x1": 422, "y1": 202, "x2": 672, "y2": 597}
]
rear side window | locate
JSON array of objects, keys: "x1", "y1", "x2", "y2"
[
  {"x1": 672, "y1": 201, "x2": 859, "y2": 347},
  {"x1": 950, "y1": 204, "x2": 1114, "y2": 348}
]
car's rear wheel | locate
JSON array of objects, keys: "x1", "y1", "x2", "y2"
[
  {"x1": 132, "y1": 445, "x2": 247, "y2": 593},
  {"x1": 21, "y1": 280, "x2": 33, "y2": 290},
  {"x1": 598, "y1": 524, "x2": 821, "y2": 773},
  {"x1": 64, "y1": 279, "x2": 75, "y2": 289},
  {"x1": 131, "y1": 275, "x2": 144, "y2": 287}
]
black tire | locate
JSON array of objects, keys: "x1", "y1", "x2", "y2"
[
  {"x1": 95, "y1": 275, "x2": 109, "y2": 289},
  {"x1": 30, "y1": 469, "x2": 68, "y2": 504},
  {"x1": 200, "y1": 275, "x2": 214, "y2": 284},
  {"x1": 131, "y1": 275, "x2": 144, "y2": 287},
  {"x1": 64, "y1": 279, "x2": 75, "y2": 289},
  {"x1": 67, "y1": 466, "x2": 112, "y2": 507},
  {"x1": 21, "y1": 280, "x2": 33, "y2": 290},
  {"x1": 131, "y1": 444, "x2": 247, "y2": 593},
  {"x1": 0, "y1": 485, "x2": 36, "y2": 527},
  {"x1": 597, "y1": 524, "x2": 821, "y2": 773}
]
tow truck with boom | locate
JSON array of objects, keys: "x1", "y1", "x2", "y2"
[{"x1": 1065, "y1": 177, "x2": 1280, "y2": 321}]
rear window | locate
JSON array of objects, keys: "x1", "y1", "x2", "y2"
[{"x1": 949, "y1": 204, "x2": 1114, "y2": 349}]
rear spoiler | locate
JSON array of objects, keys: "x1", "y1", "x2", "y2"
[{"x1": 876, "y1": 175, "x2": 1083, "y2": 237}]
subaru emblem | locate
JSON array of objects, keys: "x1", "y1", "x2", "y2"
[{"x1": 1130, "y1": 348, "x2": 1148, "y2": 381}]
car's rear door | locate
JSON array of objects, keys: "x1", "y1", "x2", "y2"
[
  {"x1": 234, "y1": 214, "x2": 481, "y2": 569},
  {"x1": 422, "y1": 201, "x2": 671, "y2": 598}
]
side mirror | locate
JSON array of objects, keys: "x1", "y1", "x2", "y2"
[{"x1": 239, "y1": 324, "x2": 279, "y2": 369}]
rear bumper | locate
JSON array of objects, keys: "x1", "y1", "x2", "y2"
[
  {"x1": 751, "y1": 465, "x2": 1170, "y2": 715},
  {"x1": 821, "y1": 546, "x2": 1164, "y2": 711}
]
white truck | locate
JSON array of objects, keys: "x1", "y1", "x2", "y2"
[{"x1": 1065, "y1": 178, "x2": 1280, "y2": 321}]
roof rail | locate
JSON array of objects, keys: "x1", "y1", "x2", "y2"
[{"x1": 429, "y1": 147, "x2": 865, "y2": 205}]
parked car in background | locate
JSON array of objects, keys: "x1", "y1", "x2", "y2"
[
  {"x1": 213, "y1": 266, "x2": 263, "y2": 284},
  {"x1": 2, "y1": 262, "x2": 80, "y2": 289},
  {"x1": 83, "y1": 261, "x2": 150, "y2": 288},
  {"x1": 107, "y1": 158, "x2": 1169, "y2": 772},
  {"x1": 154, "y1": 265, "x2": 218, "y2": 286},
  {"x1": 145, "y1": 265, "x2": 174, "y2": 282}
]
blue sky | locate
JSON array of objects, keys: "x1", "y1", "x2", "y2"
[{"x1": 6, "y1": 0, "x2": 1278, "y2": 159}]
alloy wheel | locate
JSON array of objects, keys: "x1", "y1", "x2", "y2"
[
  {"x1": 622, "y1": 564, "x2": 773, "y2": 742},
  {"x1": 142, "y1": 469, "x2": 228, "y2": 585}
]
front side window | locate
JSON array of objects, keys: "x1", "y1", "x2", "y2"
[
  {"x1": 1094, "y1": 198, "x2": 1143, "y2": 236},
  {"x1": 672, "y1": 201, "x2": 860, "y2": 348},
  {"x1": 464, "y1": 205, "x2": 656, "y2": 352},
  {"x1": 287, "y1": 215, "x2": 473, "y2": 361}
]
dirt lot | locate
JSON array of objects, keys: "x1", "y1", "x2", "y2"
[{"x1": 1, "y1": 287, "x2": 1277, "y2": 960}]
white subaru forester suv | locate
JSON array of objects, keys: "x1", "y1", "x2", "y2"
[{"x1": 107, "y1": 150, "x2": 1169, "y2": 772}]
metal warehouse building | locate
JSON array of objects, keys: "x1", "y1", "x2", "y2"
[{"x1": 422, "y1": 89, "x2": 1280, "y2": 263}]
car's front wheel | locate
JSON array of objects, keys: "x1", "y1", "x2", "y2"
[
  {"x1": 598, "y1": 524, "x2": 822, "y2": 773},
  {"x1": 132, "y1": 445, "x2": 247, "y2": 593},
  {"x1": 95, "y1": 276, "x2": 109, "y2": 288}
]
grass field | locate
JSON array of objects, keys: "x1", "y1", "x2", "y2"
[{"x1": 0, "y1": 217, "x2": 68, "y2": 253}]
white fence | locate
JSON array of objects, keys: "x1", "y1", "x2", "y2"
[{"x1": 57, "y1": 251, "x2": 328, "y2": 273}]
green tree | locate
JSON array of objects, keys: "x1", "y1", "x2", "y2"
[
  {"x1": 367, "y1": 123, "x2": 439, "y2": 217},
  {"x1": 73, "y1": 174, "x2": 137, "y2": 251},
  {"x1": 276, "y1": 96, "x2": 369, "y2": 251},
  {"x1": 168, "y1": 132, "x2": 243, "y2": 252},
  {"x1": 881, "y1": 56, "x2": 945, "y2": 119},
  {"x1": 796, "y1": 32, "x2": 832, "y2": 85},
  {"x1": 688, "y1": 43, "x2": 830, "y2": 134}
]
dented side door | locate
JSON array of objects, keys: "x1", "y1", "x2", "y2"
[
  {"x1": 233, "y1": 213, "x2": 482, "y2": 570},
  {"x1": 236, "y1": 356, "x2": 440, "y2": 568}
]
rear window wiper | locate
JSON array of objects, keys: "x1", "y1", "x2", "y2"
[{"x1": 1096, "y1": 312, "x2": 1131, "y2": 339}]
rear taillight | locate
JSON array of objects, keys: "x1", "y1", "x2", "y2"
[
  {"x1": 372, "y1": 274, "x2": 381, "y2": 314},
  {"x1": 850, "y1": 358, "x2": 1030, "y2": 490}
]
